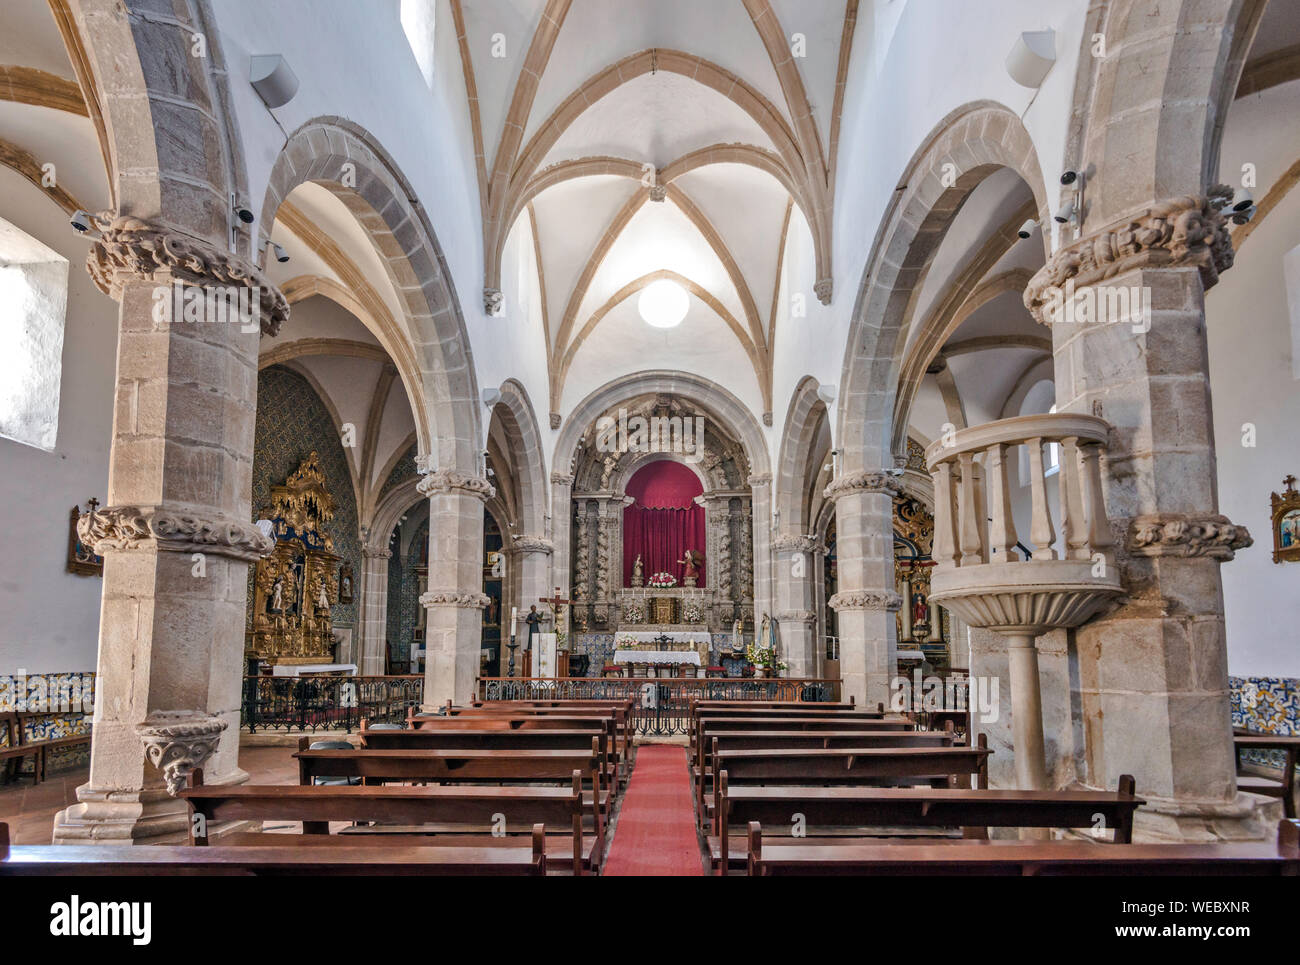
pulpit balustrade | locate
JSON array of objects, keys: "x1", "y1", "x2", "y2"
[{"x1": 925, "y1": 412, "x2": 1123, "y2": 789}]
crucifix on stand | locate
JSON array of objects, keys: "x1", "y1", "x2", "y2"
[{"x1": 538, "y1": 586, "x2": 574, "y2": 678}]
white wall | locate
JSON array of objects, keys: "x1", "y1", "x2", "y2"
[
  {"x1": 0, "y1": 169, "x2": 117, "y2": 673},
  {"x1": 1208, "y1": 79, "x2": 1300, "y2": 679}
]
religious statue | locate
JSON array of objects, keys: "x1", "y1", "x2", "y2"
[
  {"x1": 731, "y1": 617, "x2": 744, "y2": 653},
  {"x1": 912, "y1": 591, "x2": 929, "y2": 628},
  {"x1": 678, "y1": 548, "x2": 703, "y2": 587},
  {"x1": 267, "y1": 575, "x2": 284, "y2": 614},
  {"x1": 631, "y1": 554, "x2": 644, "y2": 587},
  {"x1": 524, "y1": 605, "x2": 543, "y2": 647},
  {"x1": 758, "y1": 613, "x2": 772, "y2": 651},
  {"x1": 315, "y1": 578, "x2": 331, "y2": 615}
]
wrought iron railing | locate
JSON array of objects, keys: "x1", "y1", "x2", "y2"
[
  {"x1": 240, "y1": 675, "x2": 422, "y2": 733},
  {"x1": 477, "y1": 677, "x2": 840, "y2": 736}
]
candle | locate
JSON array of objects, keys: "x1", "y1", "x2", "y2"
[{"x1": 511, "y1": 606, "x2": 518, "y2": 626}]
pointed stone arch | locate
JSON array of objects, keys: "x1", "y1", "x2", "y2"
[
  {"x1": 837, "y1": 101, "x2": 1050, "y2": 474},
  {"x1": 259, "y1": 118, "x2": 482, "y2": 475}
]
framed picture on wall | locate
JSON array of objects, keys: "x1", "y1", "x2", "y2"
[
  {"x1": 1271, "y1": 475, "x2": 1300, "y2": 563},
  {"x1": 338, "y1": 563, "x2": 354, "y2": 603}
]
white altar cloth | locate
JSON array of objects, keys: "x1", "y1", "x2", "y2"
[
  {"x1": 614, "y1": 631, "x2": 711, "y2": 646},
  {"x1": 271, "y1": 663, "x2": 357, "y2": 677},
  {"x1": 612, "y1": 649, "x2": 702, "y2": 666}
]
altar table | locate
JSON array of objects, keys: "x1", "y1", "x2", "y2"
[
  {"x1": 614, "y1": 631, "x2": 712, "y2": 647},
  {"x1": 612, "y1": 650, "x2": 702, "y2": 666}
]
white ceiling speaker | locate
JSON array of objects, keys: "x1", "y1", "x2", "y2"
[
  {"x1": 481, "y1": 387, "x2": 502, "y2": 408},
  {"x1": 1006, "y1": 30, "x2": 1056, "y2": 89},
  {"x1": 638, "y1": 278, "x2": 689, "y2": 329},
  {"x1": 250, "y1": 54, "x2": 299, "y2": 109},
  {"x1": 816, "y1": 383, "x2": 837, "y2": 405}
]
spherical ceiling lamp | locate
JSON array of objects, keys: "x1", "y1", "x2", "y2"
[{"x1": 637, "y1": 278, "x2": 689, "y2": 329}]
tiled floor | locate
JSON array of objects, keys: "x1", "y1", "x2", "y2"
[{"x1": 0, "y1": 744, "x2": 301, "y2": 844}]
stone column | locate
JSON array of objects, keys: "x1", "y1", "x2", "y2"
[
  {"x1": 773, "y1": 534, "x2": 818, "y2": 677},
  {"x1": 416, "y1": 467, "x2": 493, "y2": 708},
  {"x1": 513, "y1": 535, "x2": 554, "y2": 639},
  {"x1": 358, "y1": 545, "x2": 392, "y2": 675},
  {"x1": 54, "y1": 218, "x2": 287, "y2": 843},
  {"x1": 825, "y1": 472, "x2": 901, "y2": 709},
  {"x1": 747, "y1": 474, "x2": 774, "y2": 625},
  {"x1": 1025, "y1": 191, "x2": 1258, "y2": 838},
  {"x1": 549, "y1": 472, "x2": 574, "y2": 598}
]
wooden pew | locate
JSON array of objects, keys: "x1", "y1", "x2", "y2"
[
  {"x1": 0, "y1": 821, "x2": 546, "y2": 876},
  {"x1": 744, "y1": 819, "x2": 1300, "y2": 876},
  {"x1": 1234, "y1": 731, "x2": 1299, "y2": 819},
  {"x1": 692, "y1": 715, "x2": 914, "y2": 761},
  {"x1": 301, "y1": 736, "x2": 612, "y2": 863},
  {"x1": 179, "y1": 771, "x2": 589, "y2": 874},
  {"x1": 403, "y1": 715, "x2": 620, "y2": 770},
  {"x1": 708, "y1": 737, "x2": 991, "y2": 832},
  {"x1": 360, "y1": 725, "x2": 617, "y2": 794},
  {"x1": 714, "y1": 773, "x2": 1139, "y2": 871},
  {"x1": 695, "y1": 729, "x2": 956, "y2": 822},
  {"x1": 433, "y1": 706, "x2": 632, "y2": 775}
]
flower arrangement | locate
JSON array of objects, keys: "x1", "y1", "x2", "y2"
[
  {"x1": 680, "y1": 600, "x2": 704, "y2": 624},
  {"x1": 745, "y1": 642, "x2": 787, "y2": 671},
  {"x1": 622, "y1": 601, "x2": 645, "y2": 624},
  {"x1": 647, "y1": 571, "x2": 677, "y2": 588}
]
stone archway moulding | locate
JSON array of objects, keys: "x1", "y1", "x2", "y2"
[
  {"x1": 553, "y1": 370, "x2": 775, "y2": 620},
  {"x1": 258, "y1": 117, "x2": 483, "y2": 476},
  {"x1": 836, "y1": 101, "x2": 1050, "y2": 475}
]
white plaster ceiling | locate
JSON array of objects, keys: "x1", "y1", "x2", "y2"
[
  {"x1": 539, "y1": 71, "x2": 778, "y2": 169},
  {"x1": 461, "y1": 0, "x2": 853, "y2": 417},
  {"x1": 0, "y1": 1, "x2": 77, "y2": 76}
]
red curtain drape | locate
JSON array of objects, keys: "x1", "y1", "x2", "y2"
[{"x1": 622, "y1": 461, "x2": 706, "y2": 587}]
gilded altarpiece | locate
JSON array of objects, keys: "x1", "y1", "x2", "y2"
[
  {"x1": 247, "y1": 452, "x2": 342, "y2": 665},
  {"x1": 894, "y1": 495, "x2": 951, "y2": 668}
]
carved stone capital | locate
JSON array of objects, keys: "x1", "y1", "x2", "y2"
[
  {"x1": 814, "y1": 277, "x2": 833, "y2": 305},
  {"x1": 1128, "y1": 513, "x2": 1253, "y2": 561},
  {"x1": 420, "y1": 590, "x2": 492, "y2": 609},
  {"x1": 87, "y1": 216, "x2": 289, "y2": 335},
  {"x1": 550, "y1": 471, "x2": 574, "y2": 486},
  {"x1": 362, "y1": 546, "x2": 393, "y2": 560},
  {"x1": 777, "y1": 609, "x2": 816, "y2": 624},
  {"x1": 135, "y1": 711, "x2": 228, "y2": 796},
  {"x1": 513, "y1": 535, "x2": 554, "y2": 555},
  {"x1": 747, "y1": 473, "x2": 772, "y2": 488},
  {"x1": 1024, "y1": 188, "x2": 1235, "y2": 324},
  {"x1": 772, "y1": 534, "x2": 819, "y2": 554},
  {"x1": 483, "y1": 287, "x2": 503, "y2": 315},
  {"x1": 824, "y1": 471, "x2": 903, "y2": 501},
  {"x1": 828, "y1": 590, "x2": 903, "y2": 612},
  {"x1": 416, "y1": 469, "x2": 495, "y2": 501},
  {"x1": 78, "y1": 505, "x2": 275, "y2": 561}
]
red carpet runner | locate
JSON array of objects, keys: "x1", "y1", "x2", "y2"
[{"x1": 602, "y1": 744, "x2": 704, "y2": 876}]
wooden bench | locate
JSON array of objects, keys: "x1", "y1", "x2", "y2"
[
  {"x1": 0, "y1": 821, "x2": 546, "y2": 876},
  {"x1": 433, "y1": 706, "x2": 632, "y2": 775},
  {"x1": 179, "y1": 771, "x2": 591, "y2": 874},
  {"x1": 692, "y1": 715, "x2": 914, "y2": 760},
  {"x1": 744, "y1": 819, "x2": 1300, "y2": 876},
  {"x1": 0, "y1": 711, "x2": 92, "y2": 785},
  {"x1": 1234, "y1": 730, "x2": 1299, "y2": 819},
  {"x1": 708, "y1": 738, "x2": 991, "y2": 830},
  {"x1": 695, "y1": 729, "x2": 956, "y2": 822},
  {"x1": 0, "y1": 713, "x2": 40, "y2": 785},
  {"x1": 713, "y1": 774, "x2": 1138, "y2": 872},
  {"x1": 301, "y1": 737, "x2": 613, "y2": 853}
]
